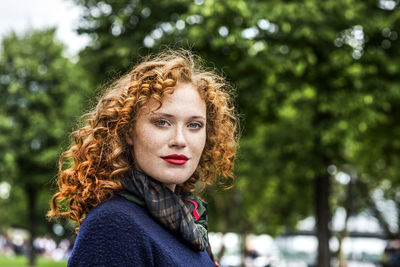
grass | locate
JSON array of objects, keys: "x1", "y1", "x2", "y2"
[{"x1": 0, "y1": 255, "x2": 67, "y2": 267}]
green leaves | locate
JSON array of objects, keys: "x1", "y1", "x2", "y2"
[
  {"x1": 0, "y1": 29, "x2": 89, "y2": 235},
  {"x1": 65, "y1": 0, "x2": 400, "y2": 239}
]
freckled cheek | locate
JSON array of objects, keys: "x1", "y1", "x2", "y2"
[
  {"x1": 193, "y1": 132, "x2": 207, "y2": 159},
  {"x1": 133, "y1": 127, "x2": 151, "y2": 153},
  {"x1": 138, "y1": 127, "x2": 166, "y2": 153}
]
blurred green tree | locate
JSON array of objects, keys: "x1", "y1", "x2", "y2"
[
  {"x1": 68, "y1": 0, "x2": 400, "y2": 265},
  {"x1": 0, "y1": 29, "x2": 90, "y2": 266},
  {"x1": 71, "y1": 0, "x2": 192, "y2": 85}
]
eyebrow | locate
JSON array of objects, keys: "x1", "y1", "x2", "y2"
[{"x1": 151, "y1": 112, "x2": 206, "y2": 120}]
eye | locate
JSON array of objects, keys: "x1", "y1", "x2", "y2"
[
  {"x1": 154, "y1": 119, "x2": 170, "y2": 127},
  {"x1": 187, "y1": 122, "x2": 203, "y2": 130}
]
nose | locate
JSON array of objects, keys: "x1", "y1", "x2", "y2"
[{"x1": 168, "y1": 125, "x2": 186, "y2": 148}]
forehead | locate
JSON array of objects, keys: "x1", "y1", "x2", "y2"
[{"x1": 138, "y1": 83, "x2": 206, "y2": 117}]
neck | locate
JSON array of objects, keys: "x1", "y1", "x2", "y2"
[{"x1": 165, "y1": 184, "x2": 176, "y2": 192}]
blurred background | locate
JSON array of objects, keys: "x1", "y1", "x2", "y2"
[{"x1": 1, "y1": 0, "x2": 400, "y2": 266}]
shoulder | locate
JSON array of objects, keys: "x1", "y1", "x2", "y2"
[
  {"x1": 79, "y1": 195, "x2": 151, "y2": 238},
  {"x1": 68, "y1": 196, "x2": 154, "y2": 267},
  {"x1": 86, "y1": 195, "x2": 142, "y2": 221},
  {"x1": 69, "y1": 195, "x2": 215, "y2": 267}
]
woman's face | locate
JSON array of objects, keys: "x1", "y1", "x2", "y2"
[{"x1": 127, "y1": 83, "x2": 207, "y2": 191}]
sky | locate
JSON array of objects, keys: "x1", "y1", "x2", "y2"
[{"x1": 0, "y1": 0, "x2": 90, "y2": 56}]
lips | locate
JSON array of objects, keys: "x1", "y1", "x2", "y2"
[{"x1": 161, "y1": 154, "x2": 189, "y2": 165}]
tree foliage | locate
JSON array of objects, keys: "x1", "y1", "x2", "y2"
[
  {"x1": 0, "y1": 28, "x2": 90, "y2": 265},
  {"x1": 69, "y1": 0, "x2": 400, "y2": 225},
  {"x1": 5, "y1": 0, "x2": 395, "y2": 265}
]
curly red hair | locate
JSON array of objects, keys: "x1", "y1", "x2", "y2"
[{"x1": 48, "y1": 50, "x2": 239, "y2": 226}]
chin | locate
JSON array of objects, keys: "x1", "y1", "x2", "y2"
[{"x1": 160, "y1": 170, "x2": 192, "y2": 184}]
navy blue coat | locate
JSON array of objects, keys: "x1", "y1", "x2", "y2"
[{"x1": 68, "y1": 195, "x2": 214, "y2": 267}]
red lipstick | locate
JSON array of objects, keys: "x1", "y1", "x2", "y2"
[{"x1": 161, "y1": 154, "x2": 189, "y2": 165}]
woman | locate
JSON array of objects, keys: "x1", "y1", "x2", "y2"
[{"x1": 48, "y1": 50, "x2": 239, "y2": 266}]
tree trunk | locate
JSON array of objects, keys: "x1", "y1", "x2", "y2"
[
  {"x1": 337, "y1": 211, "x2": 349, "y2": 267},
  {"x1": 358, "y1": 178, "x2": 393, "y2": 238},
  {"x1": 396, "y1": 199, "x2": 400, "y2": 238},
  {"x1": 212, "y1": 190, "x2": 231, "y2": 262},
  {"x1": 315, "y1": 174, "x2": 331, "y2": 267},
  {"x1": 240, "y1": 233, "x2": 247, "y2": 267},
  {"x1": 337, "y1": 231, "x2": 347, "y2": 267},
  {"x1": 26, "y1": 183, "x2": 38, "y2": 267},
  {"x1": 337, "y1": 172, "x2": 355, "y2": 267}
]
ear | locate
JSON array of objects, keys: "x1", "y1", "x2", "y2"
[{"x1": 125, "y1": 127, "x2": 134, "y2": 145}]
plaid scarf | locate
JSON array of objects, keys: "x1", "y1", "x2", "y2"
[{"x1": 119, "y1": 168, "x2": 209, "y2": 251}]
